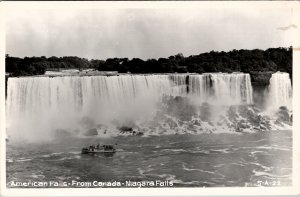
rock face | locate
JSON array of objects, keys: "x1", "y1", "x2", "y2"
[
  {"x1": 250, "y1": 71, "x2": 273, "y2": 86},
  {"x1": 250, "y1": 71, "x2": 273, "y2": 108},
  {"x1": 227, "y1": 105, "x2": 272, "y2": 132},
  {"x1": 84, "y1": 128, "x2": 98, "y2": 136},
  {"x1": 5, "y1": 76, "x2": 9, "y2": 98},
  {"x1": 276, "y1": 106, "x2": 291, "y2": 124}
]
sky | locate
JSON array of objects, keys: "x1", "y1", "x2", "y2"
[{"x1": 4, "y1": 3, "x2": 297, "y2": 60}]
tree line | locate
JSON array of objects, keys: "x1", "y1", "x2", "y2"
[{"x1": 5, "y1": 47, "x2": 292, "y2": 77}]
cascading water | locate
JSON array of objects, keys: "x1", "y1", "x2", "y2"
[
  {"x1": 6, "y1": 75, "x2": 175, "y2": 140},
  {"x1": 5, "y1": 73, "x2": 261, "y2": 141},
  {"x1": 189, "y1": 73, "x2": 253, "y2": 105},
  {"x1": 266, "y1": 72, "x2": 292, "y2": 111}
]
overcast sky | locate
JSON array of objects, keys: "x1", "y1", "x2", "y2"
[{"x1": 5, "y1": 4, "x2": 296, "y2": 60}]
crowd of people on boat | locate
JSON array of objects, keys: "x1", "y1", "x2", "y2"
[
  {"x1": 87, "y1": 144, "x2": 116, "y2": 151},
  {"x1": 88, "y1": 144, "x2": 100, "y2": 151}
]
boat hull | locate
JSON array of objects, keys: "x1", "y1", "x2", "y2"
[{"x1": 81, "y1": 148, "x2": 116, "y2": 154}]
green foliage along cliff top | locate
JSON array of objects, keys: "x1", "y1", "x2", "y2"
[{"x1": 5, "y1": 47, "x2": 292, "y2": 77}]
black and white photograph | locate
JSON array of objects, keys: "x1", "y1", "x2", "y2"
[{"x1": 1, "y1": 1, "x2": 300, "y2": 196}]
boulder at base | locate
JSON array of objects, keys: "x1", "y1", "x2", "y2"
[
  {"x1": 118, "y1": 126, "x2": 133, "y2": 132},
  {"x1": 276, "y1": 106, "x2": 291, "y2": 124}
]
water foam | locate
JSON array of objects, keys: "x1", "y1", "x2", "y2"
[{"x1": 6, "y1": 73, "x2": 254, "y2": 141}]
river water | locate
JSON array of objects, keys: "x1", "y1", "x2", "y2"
[
  {"x1": 5, "y1": 72, "x2": 293, "y2": 188},
  {"x1": 6, "y1": 130, "x2": 292, "y2": 188}
]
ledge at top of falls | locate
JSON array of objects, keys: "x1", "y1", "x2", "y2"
[
  {"x1": 5, "y1": 71, "x2": 289, "y2": 88},
  {"x1": 5, "y1": 71, "x2": 256, "y2": 98}
]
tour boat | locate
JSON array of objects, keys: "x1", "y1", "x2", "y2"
[{"x1": 81, "y1": 144, "x2": 116, "y2": 154}]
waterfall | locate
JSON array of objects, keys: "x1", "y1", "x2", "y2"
[
  {"x1": 189, "y1": 73, "x2": 253, "y2": 105},
  {"x1": 267, "y1": 72, "x2": 292, "y2": 111},
  {"x1": 6, "y1": 73, "x2": 254, "y2": 140},
  {"x1": 169, "y1": 74, "x2": 188, "y2": 96}
]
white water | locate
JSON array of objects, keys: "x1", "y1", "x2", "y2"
[
  {"x1": 267, "y1": 72, "x2": 292, "y2": 111},
  {"x1": 189, "y1": 73, "x2": 253, "y2": 105},
  {"x1": 5, "y1": 73, "x2": 259, "y2": 141}
]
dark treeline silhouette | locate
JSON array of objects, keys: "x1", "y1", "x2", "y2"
[{"x1": 6, "y1": 47, "x2": 292, "y2": 77}]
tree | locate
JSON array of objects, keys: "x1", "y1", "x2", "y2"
[{"x1": 5, "y1": 47, "x2": 292, "y2": 76}]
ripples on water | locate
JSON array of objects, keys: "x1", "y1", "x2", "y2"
[{"x1": 6, "y1": 130, "x2": 292, "y2": 187}]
